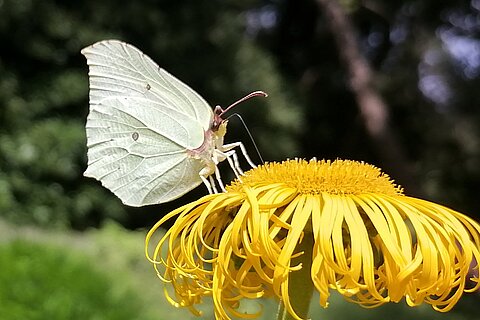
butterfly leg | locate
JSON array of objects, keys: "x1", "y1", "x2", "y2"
[
  {"x1": 209, "y1": 175, "x2": 220, "y2": 193},
  {"x1": 221, "y1": 141, "x2": 257, "y2": 169},
  {"x1": 222, "y1": 150, "x2": 243, "y2": 177},
  {"x1": 213, "y1": 164, "x2": 226, "y2": 192},
  {"x1": 199, "y1": 162, "x2": 220, "y2": 194},
  {"x1": 213, "y1": 148, "x2": 243, "y2": 180},
  {"x1": 200, "y1": 157, "x2": 225, "y2": 193},
  {"x1": 200, "y1": 174, "x2": 214, "y2": 194},
  {"x1": 226, "y1": 149, "x2": 244, "y2": 175},
  {"x1": 217, "y1": 148, "x2": 244, "y2": 178},
  {"x1": 219, "y1": 142, "x2": 255, "y2": 177}
]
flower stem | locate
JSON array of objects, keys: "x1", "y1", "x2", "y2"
[{"x1": 276, "y1": 232, "x2": 314, "y2": 320}]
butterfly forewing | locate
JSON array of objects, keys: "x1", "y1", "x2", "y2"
[{"x1": 82, "y1": 40, "x2": 214, "y2": 206}]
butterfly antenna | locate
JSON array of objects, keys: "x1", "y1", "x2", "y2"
[
  {"x1": 226, "y1": 113, "x2": 265, "y2": 165},
  {"x1": 218, "y1": 91, "x2": 268, "y2": 118}
]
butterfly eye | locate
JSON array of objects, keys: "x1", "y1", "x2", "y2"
[{"x1": 212, "y1": 106, "x2": 224, "y2": 130}]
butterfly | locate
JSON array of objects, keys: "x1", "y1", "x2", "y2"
[{"x1": 82, "y1": 40, "x2": 266, "y2": 206}]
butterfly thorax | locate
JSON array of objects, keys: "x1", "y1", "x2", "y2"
[
  {"x1": 186, "y1": 121, "x2": 228, "y2": 178},
  {"x1": 187, "y1": 121, "x2": 227, "y2": 163}
]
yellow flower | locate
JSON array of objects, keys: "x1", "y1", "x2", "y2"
[{"x1": 145, "y1": 159, "x2": 480, "y2": 320}]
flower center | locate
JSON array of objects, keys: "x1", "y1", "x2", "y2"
[{"x1": 228, "y1": 159, "x2": 403, "y2": 196}]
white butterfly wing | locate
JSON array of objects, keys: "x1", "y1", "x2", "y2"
[
  {"x1": 82, "y1": 40, "x2": 212, "y2": 132},
  {"x1": 82, "y1": 40, "x2": 213, "y2": 206}
]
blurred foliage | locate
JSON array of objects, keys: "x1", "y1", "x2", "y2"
[
  {"x1": 0, "y1": 219, "x2": 207, "y2": 319},
  {"x1": 0, "y1": 240, "x2": 145, "y2": 319},
  {"x1": 309, "y1": 290, "x2": 478, "y2": 320}
]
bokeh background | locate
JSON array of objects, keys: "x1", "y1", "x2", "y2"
[{"x1": 1, "y1": 0, "x2": 479, "y2": 319}]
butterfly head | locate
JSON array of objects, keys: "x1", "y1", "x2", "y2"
[
  {"x1": 212, "y1": 105, "x2": 226, "y2": 131},
  {"x1": 212, "y1": 91, "x2": 268, "y2": 131}
]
